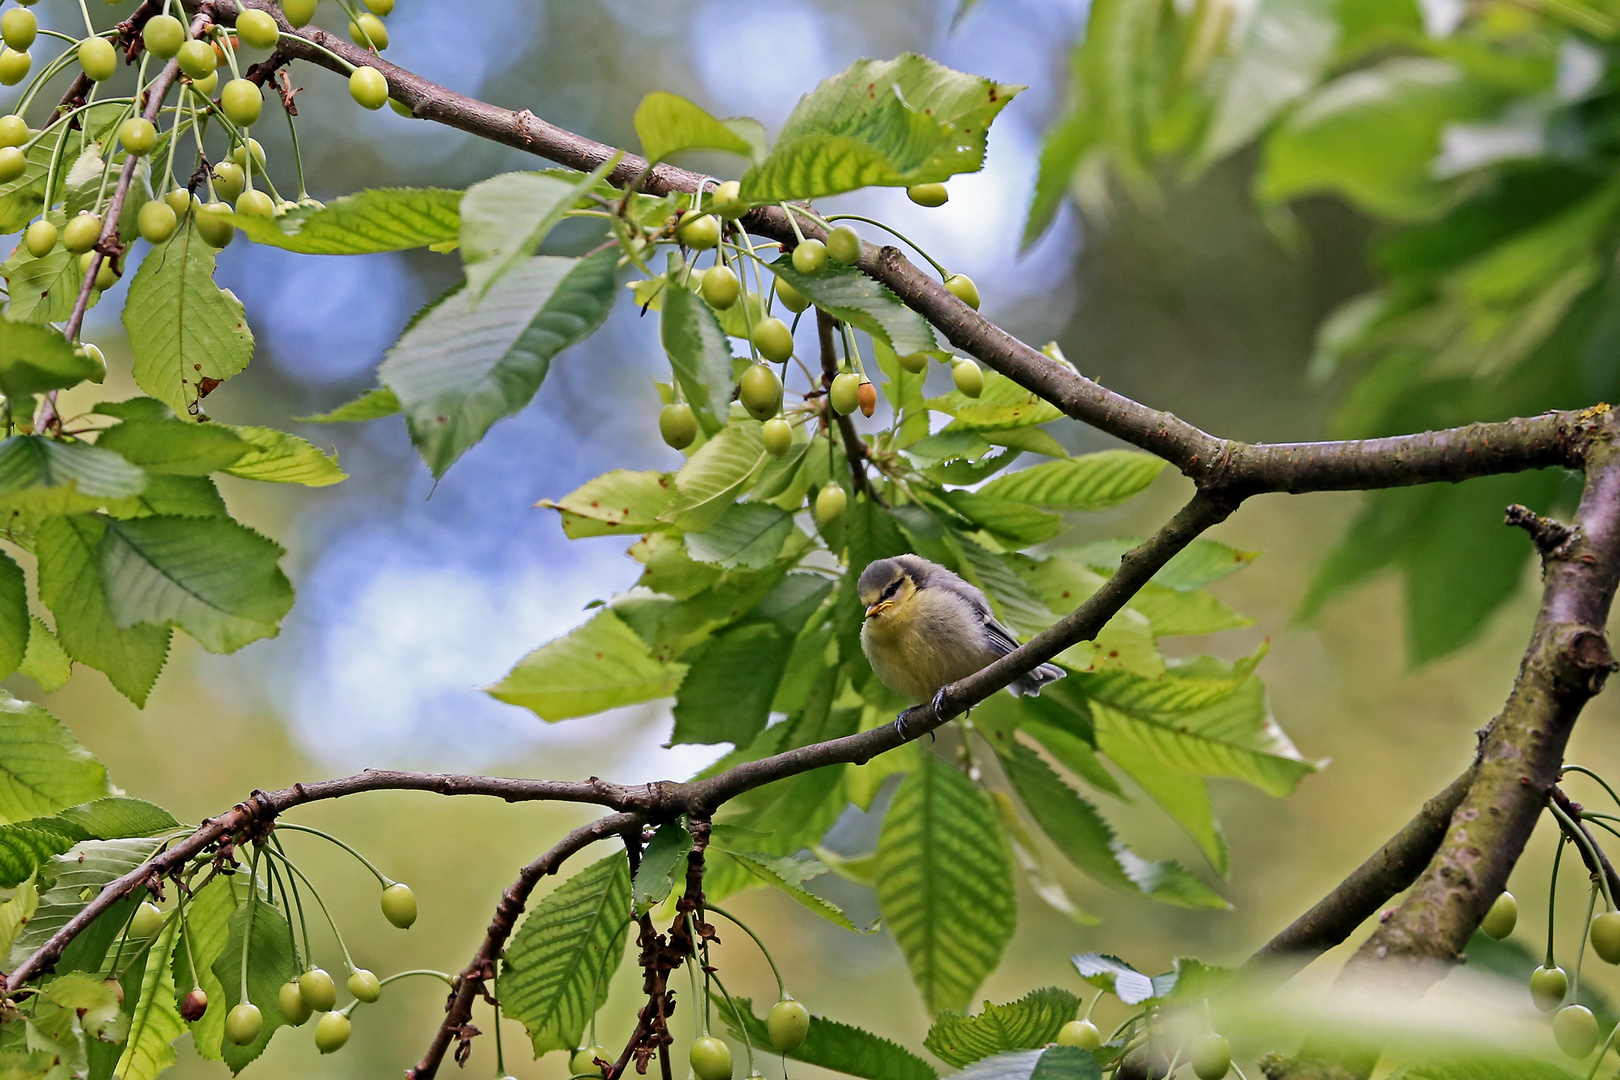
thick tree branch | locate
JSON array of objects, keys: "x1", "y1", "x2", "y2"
[{"x1": 1247, "y1": 765, "x2": 1477, "y2": 979}]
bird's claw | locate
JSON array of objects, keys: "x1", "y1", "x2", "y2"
[{"x1": 893, "y1": 690, "x2": 955, "y2": 743}]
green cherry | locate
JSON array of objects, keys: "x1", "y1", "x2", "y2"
[
  {"x1": 1190, "y1": 1033, "x2": 1231, "y2": 1080},
  {"x1": 829, "y1": 372, "x2": 861, "y2": 416},
  {"x1": 299, "y1": 967, "x2": 338, "y2": 1012},
  {"x1": 23, "y1": 219, "x2": 56, "y2": 258},
  {"x1": 350, "y1": 66, "x2": 389, "y2": 110},
  {"x1": 221, "y1": 79, "x2": 263, "y2": 126},
  {"x1": 677, "y1": 211, "x2": 720, "y2": 250},
  {"x1": 1056, "y1": 1020, "x2": 1100, "y2": 1049},
  {"x1": 235, "y1": 9, "x2": 280, "y2": 50},
  {"x1": 129, "y1": 901, "x2": 163, "y2": 937},
  {"x1": 659, "y1": 403, "x2": 698, "y2": 450},
  {"x1": 791, "y1": 238, "x2": 827, "y2": 274},
  {"x1": 189, "y1": 69, "x2": 218, "y2": 96},
  {"x1": 701, "y1": 264, "x2": 740, "y2": 309},
  {"x1": 62, "y1": 213, "x2": 102, "y2": 254},
  {"x1": 906, "y1": 182, "x2": 948, "y2": 207},
  {"x1": 0, "y1": 145, "x2": 24, "y2": 183},
  {"x1": 349, "y1": 12, "x2": 389, "y2": 49},
  {"x1": 0, "y1": 48, "x2": 31, "y2": 86},
  {"x1": 751, "y1": 317, "x2": 794, "y2": 363},
  {"x1": 79, "y1": 37, "x2": 117, "y2": 82},
  {"x1": 898, "y1": 351, "x2": 928, "y2": 374},
  {"x1": 774, "y1": 277, "x2": 810, "y2": 314},
  {"x1": 689, "y1": 1035, "x2": 733, "y2": 1080},
  {"x1": 762, "y1": 417, "x2": 792, "y2": 458},
  {"x1": 1480, "y1": 891, "x2": 1517, "y2": 940},
  {"x1": 1555, "y1": 1004, "x2": 1600, "y2": 1059},
  {"x1": 1, "y1": 9, "x2": 36, "y2": 52},
  {"x1": 380, "y1": 882, "x2": 417, "y2": 928},
  {"x1": 138, "y1": 200, "x2": 177, "y2": 243},
  {"x1": 212, "y1": 160, "x2": 246, "y2": 201},
  {"x1": 708, "y1": 179, "x2": 745, "y2": 218},
  {"x1": 1591, "y1": 910, "x2": 1620, "y2": 963},
  {"x1": 572, "y1": 1045, "x2": 609, "y2": 1076},
  {"x1": 739, "y1": 363, "x2": 782, "y2": 421},
  {"x1": 314, "y1": 1010, "x2": 351, "y2": 1053},
  {"x1": 347, "y1": 969, "x2": 381, "y2": 1003},
  {"x1": 952, "y1": 360, "x2": 983, "y2": 398},
  {"x1": 767, "y1": 998, "x2": 809, "y2": 1052},
  {"x1": 282, "y1": 0, "x2": 318, "y2": 28},
  {"x1": 279, "y1": 980, "x2": 312, "y2": 1025},
  {"x1": 236, "y1": 189, "x2": 275, "y2": 218},
  {"x1": 1531, "y1": 965, "x2": 1568, "y2": 1012},
  {"x1": 826, "y1": 225, "x2": 860, "y2": 265},
  {"x1": 143, "y1": 14, "x2": 185, "y2": 58},
  {"x1": 814, "y1": 484, "x2": 847, "y2": 527},
  {"x1": 0, "y1": 114, "x2": 29, "y2": 147},
  {"x1": 176, "y1": 40, "x2": 216, "y2": 80},
  {"x1": 165, "y1": 187, "x2": 198, "y2": 217},
  {"x1": 365, "y1": 0, "x2": 395, "y2": 12},
  {"x1": 225, "y1": 1002, "x2": 263, "y2": 1045},
  {"x1": 944, "y1": 273, "x2": 980, "y2": 309},
  {"x1": 119, "y1": 117, "x2": 157, "y2": 157}
]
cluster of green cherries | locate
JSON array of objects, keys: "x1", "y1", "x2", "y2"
[
  {"x1": 1055, "y1": 1012, "x2": 1233, "y2": 1080},
  {"x1": 567, "y1": 997, "x2": 810, "y2": 1080},
  {"x1": 1475, "y1": 884, "x2": 1620, "y2": 1059},
  {"x1": 654, "y1": 179, "x2": 988, "y2": 531},
  {"x1": 218, "y1": 879, "x2": 418, "y2": 1055},
  {"x1": 0, "y1": 0, "x2": 400, "y2": 276}
]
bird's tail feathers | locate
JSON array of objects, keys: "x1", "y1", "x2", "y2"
[{"x1": 1008, "y1": 662, "x2": 1066, "y2": 697}]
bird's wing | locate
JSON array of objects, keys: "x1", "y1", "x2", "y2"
[{"x1": 979, "y1": 612, "x2": 1024, "y2": 659}]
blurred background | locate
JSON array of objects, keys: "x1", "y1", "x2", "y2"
[{"x1": 9, "y1": 0, "x2": 1616, "y2": 1075}]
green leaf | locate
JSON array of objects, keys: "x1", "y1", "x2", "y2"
[
  {"x1": 116, "y1": 911, "x2": 181, "y2": 1080},
  {"x1": 924, "y1": 987, "x2": 1083, "y2": 1067},
  {"x1": 0, "y1": 692, "x2": 111, "y2": 824},
  {"x1": 660, "y1": 422, "x2": 768, "y2": 531},
  {"x1": 97, "y1": 515, "x2": 293, "y2": 654},
  {"x1": 740, "y1": 54, "x2": 1021, "y2": 201},
  {"x1": 1000, "y1": 742, "x2": 1225, "y2": 908},
  {"x1": 1023, "y1": 107, "x2": 1097, "y2": 250},
  {"x1": 123, "y1": 222, "x2": 254, "y2": 416},
  {"x1": 632, "y1": 823, "x2": 690, "y2": 915},
  {"x1": 721, "y1": 998, "x2": 937, "y2": 1080},
  {"x1": 1260, "y1": 58, "x2": 1491, "y2": 220},
  {"x1": 18, "y1": 616, "x2": 71, "y2": 693},
  {"x1": 379, "y1": 250, "x2": 618, "y2": 477},
  {"x1": 0, "y1": 550, "x2": 24, "y2": 680},
  {"x1": 502, "y1": 853, "x2": 632, "y2": 1056},
  {"x1": 978, "y1": 452, "x2": 1166, "y2": 511},
  {"x1": 59, "y1": 798, "x2": 179, "y2": 839},
  {"x1": 717, "y1": 850, "x2": 858, "y2": 930},
  {"x1": 222, "y1": 187, "x2": 461, "y2": 253},
  {"x1": 927, "y1": 371, "x2": 1063, "y2": 430},
  {"x1": 1193, "y1": 0, "x2": 1340, "y2": 170},
  {"x1": 938, "y1": 490, "x2": 1063, "y2": 547},
  {"x1": 660, "y1": 282, "x2": 737, "y2": 437},
  {"x1": 537, "y1": 469, "x2": 676, "y2": 539},
  {"x1": 0, "y1": 873, "x2": 37, "y2": 956},
  {"x1": 1031, "y1": 1046, "x2": 1104, "y2": 1080},
  {"x1": 634, "y1": 92, "x2": 764, "y2": 164},
  {"x1": 1127, "y1": 584, "x2": 1253, "y2": 637},
  {"x1": 685, "y1": 503, "x2": 793, "y2": 569},
  {"x1": 0, "y1": 318, "x2": 104, "y2": 400},
  {"x1": 294, "y1": 386, "x2": 400, "y2": 423},
  {"x1": 219, "y1": 426, "x2": 345, "y2": 486},
  {"x1": 93, "y1": 413, "x2": 250, "y2": 476},
  {"x1": 1071, "y1": 953, "x2": 1157, "y2": 1004},
  {"x1": 671, "y1": 622, "x2": 793, "y2": 747},
  {"x1": 488, "y1": 610, "x2": 689, "y2": 721},
  {"x1": 461, "y1": 163, "x2": 614, "y2": 298},
  {"x1": 765, "y1": 258, "x2": 941, "y2": 358},
  {"x1": 0, "y1": 437, "x2": 147, "y2": 517},
  {"x1": 875, "y1": 755, "x2": 1015, "y2": 1014},
  {"x1": 0, "y1": 821, "x2": 80, "y2": 887},
  {"x1": 210, "y1": 894, "x2": 298, "y2": 1072},
  {"x1": 2, "y1": 229, "x2": 81, "y2": 325},
  {"x1": 37, "y1": 515, "x2": 171, "y2": 705}
]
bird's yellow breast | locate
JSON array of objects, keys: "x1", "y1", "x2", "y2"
[{"x1": 861, "y1": 586, "x2": 994, "y2": 703}]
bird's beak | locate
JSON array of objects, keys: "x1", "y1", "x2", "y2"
[{"x1": 865, "y1": 600, "x2": 892, "y2": 619}]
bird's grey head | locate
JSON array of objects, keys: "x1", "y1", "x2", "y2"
[{"x1": 857, "y1": 555, "x2": 938, "y2": 610}]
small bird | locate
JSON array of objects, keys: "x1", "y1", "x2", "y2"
[{"x1": 858, "y1": 555, "x2": 1064, "y2": 717}]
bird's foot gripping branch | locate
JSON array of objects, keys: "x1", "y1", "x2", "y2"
[{"x1": 0, "y1": 2, "x2": 1614, "y2": 1080}]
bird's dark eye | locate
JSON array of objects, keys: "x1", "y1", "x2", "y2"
[{"x1": 880, "y1": 578, "x2": 902, "y2": 601}]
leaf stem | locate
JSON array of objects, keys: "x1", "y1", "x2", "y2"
[{"x1": 705, "y1": 905, "x2": 785, "y2": 999}]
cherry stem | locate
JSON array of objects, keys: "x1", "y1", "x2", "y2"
[
  {"x1": 823, "y1": 213, "x2": 950, "y2": 277},
  {"x1": 1566, "y1": 765, "x2": 1620, "y2": 811},
  {"x1": 1550, "y1": 799, "x2": 1616, "y2": 910},
  {"x1": 706, "y1": 966, "x2": 756, "y2": 1076},
  {"x1": 274, "y1": 821, "x2": 393, "y2": 887},
  {"x1": 259, "y1": 844, "x2": 356, "y2": 971},
  {"x1": 1573, "y1": 880, "x2": 1599, "y2": 1001},
  {"x1": 1549, "y1": 836, "x2": 1567, "y2": 968},
  {"x1": 240, "y1": 841, "x2": 261, "y2": 1001}
]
